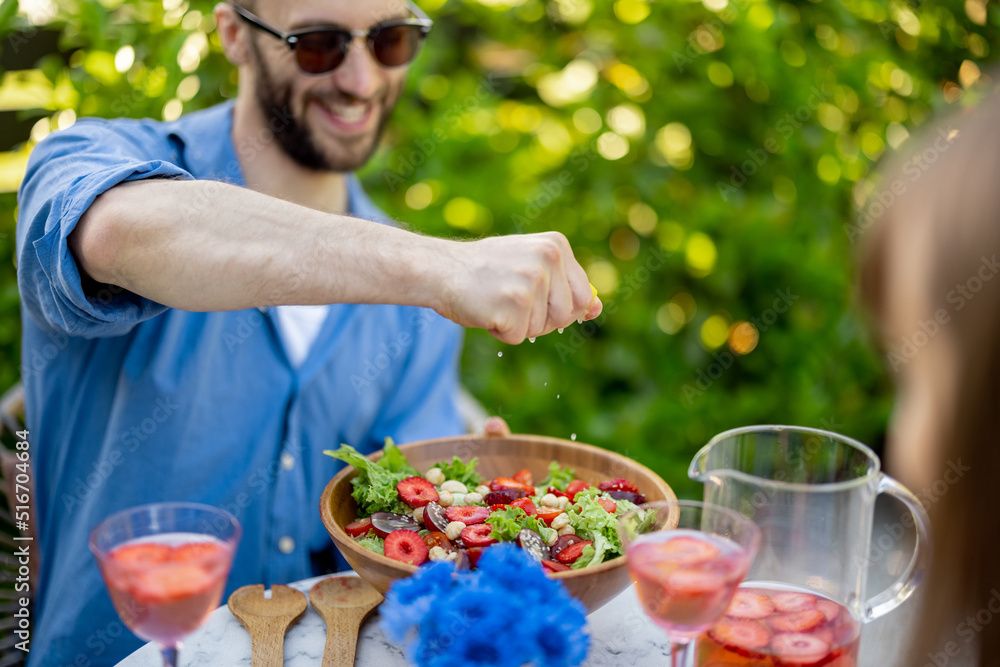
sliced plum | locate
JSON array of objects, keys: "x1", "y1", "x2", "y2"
[
  {"x1": 369, "y1": 511, "x2": 418, "y2": 538},
  {"x1": 606, "y1": 490, "x2": 646, "y2": 504},
  {"x1": 483, "y1": 488, "x2": 526, "y2": 506},
  {"x1": 423, "y1": 502, "x2": 449, "y2": 533},
  {"x1": 516, "y1": 528, "x2": 550, "y2": 562}
]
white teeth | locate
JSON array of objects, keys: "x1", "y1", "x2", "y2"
[{"x1": 327, "y1": 103, "x2": 367, "y2": 123}]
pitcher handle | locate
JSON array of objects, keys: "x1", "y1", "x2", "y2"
[{"x1": 863, "y1": 473, "x2": 932, "y2": 622}]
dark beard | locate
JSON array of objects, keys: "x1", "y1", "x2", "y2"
[{"x1": 250, "y1": 39, "x2": 393, "y2": 172}]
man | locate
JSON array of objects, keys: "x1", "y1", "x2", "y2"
[{"x1": 15, "y1": 1, "x2": 600, "y2": 663}]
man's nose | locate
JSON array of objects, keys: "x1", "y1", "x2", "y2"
[{"x1": 333, "y1": 37, "x2": 380, "y2": 100}]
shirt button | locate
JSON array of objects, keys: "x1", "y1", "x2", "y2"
[
  {"x1": 278, "y1": 536, "x2": 295, "y2": 554},
  {"x1": 281, "y1": 453, "x2": 295, "y2": 470}
]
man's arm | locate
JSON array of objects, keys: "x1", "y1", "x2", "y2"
[{"x1": 71, "y1": 179, "x2": 601, "y2": 343}]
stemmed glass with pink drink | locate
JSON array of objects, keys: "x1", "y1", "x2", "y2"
[
  {"x1": 618, "y1": 499, "x2": 761, "y2": 667},
  {"x1": 90, "y1": 503, "x2": 241, "y2": 667}
]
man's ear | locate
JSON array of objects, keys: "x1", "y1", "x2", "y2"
[{"x1": 215, "y1": 3, "x2": 252, "y2": 67}]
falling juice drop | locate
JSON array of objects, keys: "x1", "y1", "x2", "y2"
[
  {"x1": 558, "y1": 328, "x2": 564, "y2": 334},
  {"x1": 528, "y1": 337, "x2": 536, "y2": 343},
  {"x1": 497, "y1": 352, "x2": 503, "y2": 357},
  {"x1": 571, "y1": 433, "x2": 577, "y2": 441}
]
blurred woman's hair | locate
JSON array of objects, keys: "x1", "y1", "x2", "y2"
[{"x1": 860, "y1": 80, "x2": 1000, "y2": 664}]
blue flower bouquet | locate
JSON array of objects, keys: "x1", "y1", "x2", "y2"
[{"x1": 380, "y1": 544, "x2": 590, "y2": 667}]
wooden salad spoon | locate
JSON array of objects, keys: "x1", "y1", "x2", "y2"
[
  {"x1": 228, "y1": 584, "x2": 308, "y2": 667},
  {"x1": 309, "y1": 576, "x2": 383, "y2": 666}
]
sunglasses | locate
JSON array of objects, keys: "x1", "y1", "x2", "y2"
[{"x1": 231, "y1": 2, "x2": 432, "y2": 76}]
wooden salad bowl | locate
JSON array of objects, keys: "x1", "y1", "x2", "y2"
[{"x1": 319, "y1": 433, "x2": 677, "y2": 614}]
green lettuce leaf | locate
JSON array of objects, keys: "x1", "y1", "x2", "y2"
[
  {"x1": 524, "y1": 515, "x2": 555, "y2": 544},
  {"x1": 566, "y1": 487, "x2": 628, "y2": 560},
  {"x1": 379, "y1": 438, "x2": 419, "y2": 475},
  {"x1": 538, "y1": 461, "x2": 575, "y2": 491},
  {"x1": 485, "y1": 506, "x2": 554, "y2": 543},
  {"x1": 615, "y1": 498, "x2": 639, "y2": 515},
  {"x1": 486, "y1": 506, "x2": 528, "y2": 541},
  {"x1": 355, "y1": 532, "x2": 385, "y2": 555},
  {"x1": 431, "y1": 455, "x2": 484, "y2": 487},
  {"x1": 323, "y1": 439, "x2": 417, "y2": 516},
  {"x1": 570, "y1": 544, "x2": 596, "y2": 569}
]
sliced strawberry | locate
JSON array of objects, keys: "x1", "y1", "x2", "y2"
[
  {"x1": 535, "y1": 506, "x2": 563, "y2": 524},
  {"x1": 598, "y1": 478, "x2": 640, "y2": 494},
  {"x1": 597, "y1": 498, "x2": 617, "y2": 513},
  {"x1": 510, "y1": 497, "x2": 537, "y2": 516},
  {"x1": 172, "y1": 542, "x2": 225, "y2": 563},
  {"x1": 461, "y1": 523, "x2": 498, "y2": 547},
  {"x1": 131, "y1": 564, "x2": 216, "y2": 604},
  {"x1": 110, "y1": 543, "x2": 173, "y2": 564},
  {"x1": 816, "y1": 599, "x2": 841, "y2": 623},
  {"x1": 770, "y1": 632, "x2": 831, "y2": 664},
  {"x1": 769, "y1": 609, "x2": 826, "y2": 634},
  {"x1": 727, "y1": 590, "x2": 776, "y2": 619},
  {"x1": 661, "y1": 535, "x2": 720, "y2": 564},
  {"x1": 565, "y1": 480, "x2": 591, "y2": 501},
  {"x1": 708, "y1": 618, "x2": 772, "y2": 650},
  {"x1": 513, "y1": 468, "x2": 534, "y2": 486},
  {"x1": 465, "y1": 546, "x2": 486, "y2": 568},
  {"x1": 547, "y1": 486, "x2": 570, "y2": 499},
  {"x1": 445, "y1": 505, "x2": 491, "y2": 525},
  {"x1": 812, "y1": 627, "x2": 835, "y2": 647},
  {"x1": 550, "y1": 533, "x2": 584, "y2": 559},
  {"x1": 542, "y1": 560, "x2": 571, "y2": 573},
  {"x1": 555, "y1": 539, "x2": 593, "y2": 564},
  {"x1": 345, "y1": 517, "x2": 373, "y2": 538},
  {"x1": 668, "y1": 567, "x2": 726, "y2": 595},
  {"x1": 772, "y1": 591, "x2": 818, "y2": 613},
  {"x1": 396, "y1": 476, "x2": 439, "y2": 508},
  {"x1": 383, "y1": 529, "x2": 428, "y2": 565}
]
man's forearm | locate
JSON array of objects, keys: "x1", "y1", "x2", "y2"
[
  {"x1": 70, "y1": 178, "x2": 603, "y2": 343},
  {"x1": 70, "y1": 179, "x2": 451, "y2": 312}
]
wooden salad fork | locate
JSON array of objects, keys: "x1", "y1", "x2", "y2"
[
  {"x1": 309, "y1": 576, "x2": 383, "y2": 666},
  {"x1": 228, "y1": 584, "x2": 307, "y2": 667}
]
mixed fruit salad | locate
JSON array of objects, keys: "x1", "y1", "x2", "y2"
[{"x1": 325, "y1": 440, "x2": 647, "y2": 572}]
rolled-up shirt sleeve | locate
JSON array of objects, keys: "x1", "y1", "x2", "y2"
[{"x1": 16, "y1": 119, "x2": 193, "y2": 338}]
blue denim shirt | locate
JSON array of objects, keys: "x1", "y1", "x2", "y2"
[{"x1": 15, "y1": 101, "x2": 464, "y2": 666}]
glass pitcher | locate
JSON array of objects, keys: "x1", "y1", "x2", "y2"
[{"x1": 688, "y1": 425, "x2": 930, "y2": 661}]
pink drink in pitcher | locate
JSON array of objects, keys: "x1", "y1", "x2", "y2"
[
  {"x1": 695, "y1": 584, "x2": 860, "y2": 666},
  {"x1": 628, "y1": 529, "x2": 753, "y2": 637}
]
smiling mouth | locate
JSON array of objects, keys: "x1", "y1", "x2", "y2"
[{"x1": 312, "y1": 99, "x2": 376, "y2": 134}]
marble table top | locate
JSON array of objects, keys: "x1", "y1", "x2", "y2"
[
  {"x1": 116, "y1": 571, "x2": 676, "y2": 666},
  {"x1": 117, "y1": 487, "x2": 951, "y2": 665},
  {"x1": 117, "y1": 571, "x2": 927, "y2": 667}
]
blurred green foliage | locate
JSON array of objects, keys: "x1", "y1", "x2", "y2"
[{"x1": 0, "y1": 0, "x2": 997, "y2": 498}]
